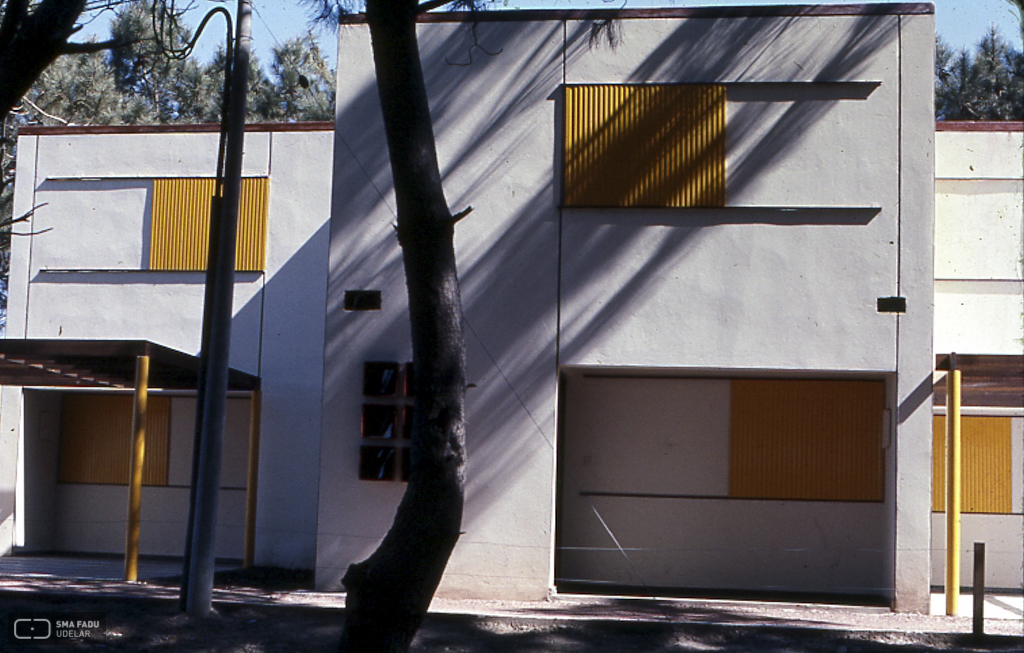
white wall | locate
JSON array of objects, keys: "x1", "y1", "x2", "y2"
[
  {"x1": 932, "y1": 127, "x2": 1024, "y2": 593},
  {"x1": 934, "y1": 129, "x2": 1024, "y2": 356},
  {"x1": 320, "y1": 7, "x2": 934, "y2": 608},
  {"x1": 319, "y1": 18, "x2": 561, "y2": 600},
  {"x1": 560, "y1": 13, "x2": 903, "y2": 371},
  {"x1": 930, "y1": 516, "x2": 1024, "y2": 591},
  {"x1": 6, "y1": 126, "x2": 333, "y2": 568}
]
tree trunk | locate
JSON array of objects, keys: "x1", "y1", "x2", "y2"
[
  {"x1": 0, "y1": 0, "x2": 88, "y2": 121},
  {"x1": 337, "y1": 1, "x2": 467, "y2": 651}
]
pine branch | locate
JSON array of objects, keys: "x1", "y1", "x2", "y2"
[
  {"x1": 20, "y1": 98, "x2": 69, "y2": 125},
  {"x1": 1, "y1": 202, "x2": 48, "y2": 229},
  {"x1": 60, "y1": 38, "x2": 130, "y2": 54},
  {"x1": 451, "y1": 205, "x2": 473, "y2": 224}
]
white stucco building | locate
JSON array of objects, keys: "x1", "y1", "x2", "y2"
[
  {"x1": 931, "y1": 121, "x2": 1024, "y2": 591},
  {"x1": 3, "y1": 123, "x2": 333, "y2": 566},
  {"x1": 2, "y1": 4, "x2": 987, "y2": 613},
  {"x1": 319, "y1": 3, "x2": 936, "y2": 611}
]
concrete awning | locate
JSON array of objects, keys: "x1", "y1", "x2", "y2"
[{"x1": 0, "y1": 339, "x2": 259, "y2": 390}]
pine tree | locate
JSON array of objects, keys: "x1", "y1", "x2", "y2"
[
  {"x1": 21, "y1": 49, "x2": 125, "y2": 125},
  {"x1": 267, "y1": 34, "x2": 336, "y2": 121},
  {"x1": 936, "y1": 27, "x2": 1024, "y2": 120}
]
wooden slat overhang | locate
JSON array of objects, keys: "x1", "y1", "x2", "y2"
[
  {"x1": 934, "y1": 354, "x2": 1024, "y2": 409},
  {"x1": 0, "y1": 339, "x2": 259, "y2": 391}
]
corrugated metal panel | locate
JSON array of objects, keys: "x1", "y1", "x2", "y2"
[
  {"x1": 151, "y1": 178, "x2": 214, "y2": 271},
  {"x1": 931, "y1": 415, "x2": 944, "y2": 512},
  {"x1": 563, "y1": 84, "x2": 726, "y2": 208},
  {"x1": 141, "y1": 397, "x2": 171, "y2": 486},
  {"x1": 932, "y1": 415, "x2": 1012, "y2": 514},
  {"x1": 59, "y1": 394, "x2": 170, "y2": 486},
  {"x1": 150, "y1": 177, "x2": 268, "y2": 271},
  {"x1": 729, "y1": 379, "x2": 885, "y2": 502},
  {"x1": 237, "y1": 177, "x2": 269, "y2": 271}
]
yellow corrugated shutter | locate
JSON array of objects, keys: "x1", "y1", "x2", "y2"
[
  {"x1": 563, "y1": 84, "x2": 726, "y2": 208},
  {"x1": 729, "y1": 379, "x2": 885, "y2": 502},
  {"x1": 237, "y1": 177, "x2": 269, "y2": 270},
  {"x1": 150, "y1": 177, "x2": 268, "y2": 271},
  {"x1": 59, "y1": 394, "x2": 170, "y2": 486},
  {"x1": 932, "y1": 415, "x2": 1012, "y2": 514}
]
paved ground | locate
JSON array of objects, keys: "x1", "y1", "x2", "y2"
[
  {"x1": 0, "y1": 554, "x2": 1021, "y2": 651},
  {"x1": 0, "y1": 553, "x2": 237, "y2": 582}
]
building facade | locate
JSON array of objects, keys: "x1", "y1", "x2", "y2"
[
  {"x1": 320, "y1": 4, "x2": 935, "y2": 611},
  {"x1": 931, "y1": 122, "x2": 1024, "y2": 591},
  {"x1": 3, "y1": 123, "x2": 333, "y2": 567},
  {"x1": 2, "y1": 4, "x2": 950, "y2": 612}
]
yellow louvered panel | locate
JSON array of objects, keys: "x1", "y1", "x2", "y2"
[
  {"x1": 59, "y1": 394, "x2": 170, "y2": 486},
  {"x1": 151, "y1": 178, "x2": 214, "y2": 271},
  {"x1": 150, "y1": 177, "x2": 269, "y2": 272},
  {"x1": 932, "y1": 415, "x2": 1012, "y2": 514},
  {"x1": 237, "y1": 177, "x2": 269, "y2": 271},
  {"x1": 563, "y1": 84, "x2": 726, "y2": 208},
  {"x1": 729, "y1": 379, "x2": 885, "y2": 502},
  {"x1": 140, "y1": 397, "x2": 171, "y2": 486},
  {"x1": 932, "y1": 415, "x2": 945, "y2": 512}
]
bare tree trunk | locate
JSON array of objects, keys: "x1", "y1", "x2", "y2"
[
  {"x1": 337, "y1": 0, "x2": 467, "y2": 651},
  {"x1": 0, "y1": 0, "x2": 88, "y2": 120}
]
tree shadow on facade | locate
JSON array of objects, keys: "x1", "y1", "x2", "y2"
[{"x1": 317, "y1": 11, "x2": 904, "y2": 595}]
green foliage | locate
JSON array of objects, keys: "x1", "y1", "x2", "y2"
[
  {"x1": 267, "y1": 33, "x2": 336, "y2": 121},
  {"x1": 936, "y1": 27, "x2": 1024, "y2": 120},
  {"x1": 14, "y1": 1, "x2": 336, "y2": 128},
  {"x1": 107, "y1": 1, "x2": 204, "y2": 122},
  {"x1": 21, "y1": 48, "x2": 127, "y2": 125}
]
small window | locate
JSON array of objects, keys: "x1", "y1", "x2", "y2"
[
  {"x1": 59, "y1": 393, "x2": 170, "y2": 486},
  {"x1": 149, "y1": 177, "x2": 269, "y2": 271},
  {"x1": 359, "y1": 446, "x2": 396, "y2": 481},
  {"x1": 363, "y1": 362, "x2": 400, "y2": 397},
  {"x1": 362, "y1": 405, "x2": 397, "y2": 439},
  {"x1": 358, "y1": 362, "x2": 415, "y2": 482},
  {"x1": 344, "y1": 290, "x2": 382, "y2": 311},
  {"x1": 563, "y1": 84, "x2": 726, "y2": 208}
]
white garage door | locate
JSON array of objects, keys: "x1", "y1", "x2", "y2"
[{"x1": 556, "y1": 369, "x2": 890, "y2": 600}]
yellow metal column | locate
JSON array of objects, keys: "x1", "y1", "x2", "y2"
[
  {"x1": 243, "y1": 389, "x2": 262, "y2": 568},
  {"x1": 945, "y1": 358, "x2": 962, "y2": 615},
  {"x1": 125, "y1": 355, "x2": 150, "y2": 582}
]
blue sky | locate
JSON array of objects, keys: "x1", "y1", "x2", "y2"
[{"x1": 87, "y1": 0, "x2": 1023, "y2": 70}]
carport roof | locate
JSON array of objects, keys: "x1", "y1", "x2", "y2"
[
  {"x1": 934, "y1": 354, "x2": 1024, "y2": 409},
  {"x1": 0, "y1": 339, "x2": 259, "y2": 391}
]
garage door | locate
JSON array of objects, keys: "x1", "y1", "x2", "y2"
[{"x1": 556, "y1": 370, "x2": 890, "y2": 599}]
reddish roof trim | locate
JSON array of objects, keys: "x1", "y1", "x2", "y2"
[
  {"x1": 341, "y1": 3, "x2": 933, "y2": 23},
  {"x1": 18, "y1": 121, "x2": 334, "y2": 136},
  {"x1": 936, "y1": 121, "x2": 1024, "y2": 132}
]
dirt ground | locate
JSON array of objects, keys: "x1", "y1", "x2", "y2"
[{"x1": 1, "y1": 569, "x2": 1021, "y2": 652}]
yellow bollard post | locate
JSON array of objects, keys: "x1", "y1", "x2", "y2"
[
  {"x1": 945, "y1": 357, "x2": 962, "y2": 616},
  {"x1": 125, "y1": 355, "x2": 150, "y2": 582},
  {"x1": 243, "y1": 389, "x2": 261, "y2": 568}
]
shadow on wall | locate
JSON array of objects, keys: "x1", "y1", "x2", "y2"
[
  {"x1": 0, "y1": 490, "x2": 12, "y2": 526},
  {"x1": 320, "y1": 13, "x2": 901, "y2": 571},
  {"x1": 228, "y1": 220, "x2": 331, "y2": 567}
]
